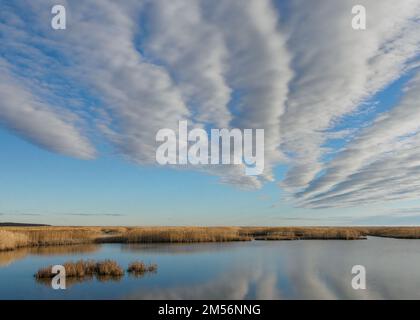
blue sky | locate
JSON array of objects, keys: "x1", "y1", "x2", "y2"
[{"x1": 0, "y1": 0, "x2": 420, "y2": 226}]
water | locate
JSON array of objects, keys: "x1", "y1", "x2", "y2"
[{"x1": 1, "y1": 237, "x2": 420, "y2": 299}]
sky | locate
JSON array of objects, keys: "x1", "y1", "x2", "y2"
[{"x1": 0, "y1": 0, "x2": 420, "y2": 226}]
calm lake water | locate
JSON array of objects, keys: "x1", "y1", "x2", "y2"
[{"x1": 1, "y1": 237, "x2": 420, "y2": 299}]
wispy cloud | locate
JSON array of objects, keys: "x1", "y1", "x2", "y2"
[
  {"x1": 297, "y1": 72, "x2": 420, "y2": 208},
  {"x1": 60, "y1": 213, "x2": 126, "y2": 217},
  {"x1": 0, "y1": 212, "x2": 125, "y2": 217},
  {"x1": 0, "y1": 58, "x2": 95, "y2": 159},
  {"x1": 279, "y1": 0, "x2": 420, "y2": 193},
  {"x1": 0, "y1": 212, "x2": 42, "y2": 216}
]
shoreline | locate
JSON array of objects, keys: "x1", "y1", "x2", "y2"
[{"x1": 2, "y1": 226, "x2": 420, "y2": 252}]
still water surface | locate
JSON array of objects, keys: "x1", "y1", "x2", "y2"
[{"x1": 0, "y1": 237, "x2": 419, "y2": 299}]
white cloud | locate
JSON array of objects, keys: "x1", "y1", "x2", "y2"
[
  {"x1": 279, "y1": 0, "x2": 420, "y2": 193},
  {"x1": 299, "y1": 73, "x2": 420, "y2": 207},
  {"x1": 144, "y1": 0, "x2": 232, "y2": 128},
  {"x1": 1, "y1": 0, "x2": 420, "y2": 209},
  {"x1": 206, "y1": 0, "x2": 292, "y2": 182},
  {"x1": 0, "y1": 58, "x2": 95, "y2": 159}
]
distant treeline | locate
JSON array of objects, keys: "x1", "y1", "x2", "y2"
[{"x1": 0, "y1": 222, "x2": 51, "y2": 227}]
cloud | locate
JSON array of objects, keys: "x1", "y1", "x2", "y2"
[
  {"x1": 0, "y1": 212, "x2": 41, "y2": 216},
  {"x1": 204, "y1": 0, "x2": 292, "y2": 182},
  {"x1": 0, "y1": 211, "x2": 125, "y2": 217},
  {"x1": 1, "y1": 0, "x2": 420, "y2": 210},
  {"x1": 125, "y1": 263, "x2": 281, "y2": 299},
  {"x1": 144, "y1": 0, "x2": 232, "y2": 128},
  {"x1": 297, "y1": 72, "x2": 420, "y2": 208},
  {"x1": 279, "y1": 0, "x2": 420, "y2": 192},
  {"x1": 0, "y1": 58, "x2": 95, "y2": 159},
  {"x1": 124, "y1": 237, "x2": 420, "y2": 299},
  {"x1": 61, "y1": 213, "x2": 126, "y2": 217}
]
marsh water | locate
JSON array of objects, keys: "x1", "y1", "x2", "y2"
[{"x1": 1, "y1": 237, "x2": 420, "y2": 299}]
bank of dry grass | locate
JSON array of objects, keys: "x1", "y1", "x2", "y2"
[
  {"x1": 360, "y1": 227, "x2": 420, "y2": 239},
  {"x1": 115, "y1": 227, "x2": 250, "y2": 243},
  {"x1": 0, "y1": 230, "x2": 29, "y2": 251},
  {"x1": 240, "y1": 227, "x2": 365, "y2": 240},
  {"x1": 0, "y1": 227, "x2": 114, "y2": 251},
  {"x1": 19, "y1": 227, "x2": 102, "y2": 246},
  {"x1": 3, "y1": 226, "x2": 420, "y2": 252}
]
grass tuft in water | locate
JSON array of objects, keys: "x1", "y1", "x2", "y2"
[
  {"x1": 34, "y1": 259, "x2": 125, "y2": 279},
  {"x1": 127, "y1": 261, "x2": 158, "y2": 276}
]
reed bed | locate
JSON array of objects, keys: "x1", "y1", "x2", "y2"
[
  {"x1": 127, "y1": 261, "x2": 158, "y2": 275},
  {"x1": 240, "y1": 227, "x2": 365, "y2": 240},
  {"x1": 362, "y1": 227, "x2": 420, "y2": 239},
  {"x1": 0, "y1": 227, "x2": 103, "y2": 251},
  {"x1": 4, "y1": 226, "x2": 420, "y2": 253},
  {"x1": 96, "y1": 260, "x2": 125, "y2": 277},
  {"x1": 117, "y1": 227, "x2": 250, "y2": 243},
  {"x1": 21, "y1": 227, "x2": 102, "y2": 246},
  {"x1": 0, "y1": 230, "x2": 29, "y2": 251},
  {"x1": 34, "y1": 259, "x2": 124, "y2": 279}
]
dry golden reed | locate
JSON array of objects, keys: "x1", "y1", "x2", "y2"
[
  {"x1": 240, "y1": 227, "x2": 364, "y2": 240},
  {"x1": 4, "y1": 226, "x2": 420, "y2": 253},
  {"x1": 119, "y1": 227, "x2": 250, "y2": 243},
  {"x1": 0, "y1": 230, "x2": 29, "y2": 251},
  {"x1": 34, "y1": 259, "x2": 124, "y2": 279},
  {"x1": 0, "y1": 227, "x2": 103, "y2": 251},
  {"x1": 127, "y1": 261, "x2": 158, "y2": 275}
]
